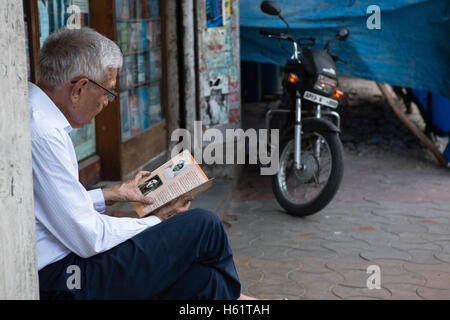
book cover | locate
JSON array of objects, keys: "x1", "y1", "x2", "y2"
[
  {"x1": 118, "y1": 0, "x2": 129, "y2": 19},
  {"x1": 137, "y1": 86, "x2": 149, "y2": 130},
  {"x1": 146, "y1": 22, "x2": 153, "y2": 49},
  {"x1": 145, "y1": 0, "x2": 153, "y2": 18},
  {"x1": 149, "y1": 85, "x2": 161, "y2": 123},
  {"x1": 154, "y1": 21, "x2": 161, "y2": 47},
  {"x1": 148, "y1": 49, "x2": 162, "y2": 81},
  {"x1": 129, "y1": 94, "x2": 140, "y2": 135},
  {"x1": 151, "y1": 0, "x2": 159, "y2": 17},
  {"x1": 125, "y1": 55, "x2": 136, "y2": 88},
  {"x1": 141, "y1": 22, "x2": 148, "y2": 50},
  {"x1": 142, "y1": 0, "x2": 149, "y2": 18},
  {"x1": 135, "y1": 0, "x2": 143, "y2": 19},
  {"x1": 137, "y1": 54, "x2": 147, "y2": 83},
  {"x1": 115, "y1": 0, "x2": 121, "y2": 18},
  {"x1": 118, "y1": 22, "x2": 128, "y2": 53},
  {"x1": 128, "y1": 23, "x2": 140, "y2": 52},
  {"x1": 120, "y1": 91, "x2": 131, "y2": 140},
  {"x1": 128, "y1": 0, "x2": 136, "y2": 19}
]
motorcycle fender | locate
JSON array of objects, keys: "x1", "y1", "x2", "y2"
[
  {"x1": 280, "y1": 118, "x2": 340, "y2": 143},
  {"x1": 301, "y1": 118, "x2": 340, "y2": 134}
]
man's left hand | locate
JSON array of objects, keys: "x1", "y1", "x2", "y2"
[{"x1": 102, "y1": 171, "x2": 155, "y2": 206}]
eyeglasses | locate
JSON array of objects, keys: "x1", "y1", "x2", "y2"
[{"x1": 71, "y1": 78, "x2": 118, "y2": 102}]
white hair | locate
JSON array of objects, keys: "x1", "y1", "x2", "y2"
[{"x1": 37, "y1": 27, "x2": 123, "y2": 90}]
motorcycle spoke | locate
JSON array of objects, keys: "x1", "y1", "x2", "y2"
[{"x1": 279, "y1": 131, "x2": 333, "y2": 204}]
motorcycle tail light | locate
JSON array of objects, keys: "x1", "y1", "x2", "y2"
[
  {"x1": 332, "y1": 89, "x2": 343, "y2": 99},
  {"x1": 287, "y1": 73, "x2": 299, "y2": 83}
]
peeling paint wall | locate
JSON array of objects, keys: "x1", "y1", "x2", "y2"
[
  {"x1": 197, "y1": 0, "x2": 240, "y2": 130},
  {"x1": 0, "y1": 0, "x2": 39, "y2": 299}
]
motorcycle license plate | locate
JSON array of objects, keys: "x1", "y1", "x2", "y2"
[{"x1": 303, "y1": 91, "x2": 338, "y2": 109}]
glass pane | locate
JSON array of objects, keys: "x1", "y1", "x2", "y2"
[
  {"x1": 38, "y1": 0, "x2": 96, "y2": 162},
  {"x1": 115, "y1": 0, "x2": 163, "y2": 142}
]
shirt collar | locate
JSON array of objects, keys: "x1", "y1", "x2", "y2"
[{"x1": 29, "y1": 82, "x2": 73, "y2": 133}]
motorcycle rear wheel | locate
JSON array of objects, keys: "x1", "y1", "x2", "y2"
[{"x1": 272, "y1": 130, "x2": 344, "y2": 217}]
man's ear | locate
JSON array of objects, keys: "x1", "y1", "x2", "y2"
[{"x1": 70, "y1": 78, "x2": 89, "y2": 103}]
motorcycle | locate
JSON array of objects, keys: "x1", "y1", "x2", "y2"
[{"x1": 259, "y1": 1, "x2": 349, "y2": 216}]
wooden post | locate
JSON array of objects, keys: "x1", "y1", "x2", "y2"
[{"x1": 376, "y1": 83, "x2": 447, "y2": 167}]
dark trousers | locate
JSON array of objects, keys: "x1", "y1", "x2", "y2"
[{"x1": 38, "y1": 208, "x2": 241, "y2": 300}]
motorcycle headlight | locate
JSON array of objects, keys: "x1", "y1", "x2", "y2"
[{"x1": 313, "y1": 74, "x2": 337, "y2": 96}]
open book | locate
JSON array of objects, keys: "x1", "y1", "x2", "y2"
[{"x1": 132, "y1": 150, "x2": 214, "y2": 217}]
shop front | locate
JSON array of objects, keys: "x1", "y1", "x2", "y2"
[{"x1": 23, "y1": 0, "x2": 169, "y2": 186}]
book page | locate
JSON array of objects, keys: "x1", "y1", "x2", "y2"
[{"x1": 132, "y1": 150, "x2": 211, "y2": 217}]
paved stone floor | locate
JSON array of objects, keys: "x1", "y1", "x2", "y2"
[
  {"x1": 226, "y1": 77, "x2": 450, "y2": 299},
  {"x1": 227, "y1": 148, "x2": 450, "y2": 299},
  {"x1": 225, "y1": 142, "x2": 450, "y2": 300}
]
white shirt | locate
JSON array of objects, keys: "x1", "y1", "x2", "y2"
[{"x1": 29, "y1": 83, "x2": 161, "y2": 270}]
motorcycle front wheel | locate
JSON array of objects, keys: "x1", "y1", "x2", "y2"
[{"x1": 272, "y1": 129, "x2": 344, "y2": 217}]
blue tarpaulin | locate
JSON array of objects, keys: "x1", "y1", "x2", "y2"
[{"x1": 240, "y1": 0, "x2": 450, "y2": 99}]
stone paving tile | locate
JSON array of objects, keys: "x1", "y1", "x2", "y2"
[
  {"x1": 247, "y1": 281, "x2": 305, "y2": 300},
  {"x1": 393, "y1": 233, "x2": 440, "y2": 245},
  {"x1": 416, "y1": 287, "x2": 450, "y2": 300},
  {"x1": 227, "y1": 196, "x2": 450, "y2": 299},
  {"x1": 434, "y1": 252, "x2": 450, "y2": 263},
  {"x1": 359, "y1": 248, "x2": 413, "y2": 262},
  {"x1": 380, "y1": 222, "x2": 429, "y2": 234},
  {"x1": 379, "y1": 270, "x2": 427, "y2": 286},
  {"x1": 298, "y1": 280, "x2": 341, "y2": 300},
  {"x1": 370, "y1": 259, "x2": 407, "y2": 275},
  {"x1": 335, "y1": 269, "x2": 373, "y2": 288},
  {"x1": 331, "y1": 284, "x2": 392, "y2": 300},
  {"x1": 291, "y1": 256, "x2": 333, "y2": 274},
  {"x1": 325, "y1": 260, "x2": 373, "y2": 273},
  {"x1": 402, "y1": 263, "x2": 450, "y2": 289},
  {"x1": 285, "y1": 246, "x2": 341, "y2": 260},
  {"x1": 254, "y1": 246, "x2": 310, "y2": 261},
  {"x1": 251, "y1": 232, "x2": 323, "y2": 250},
  {"x1": 248, "y1": 258, "x2": 302, "y2": 279},
  {"x1": 402, "y1": 261, "x2": 450, "y2": 273},
  {"x1": 382, "y1": 283, "x2": 423, "y2": 300},
  {"x1": 233, "y1": 256, "x2": 264, "y2": 295},
  {"x1": 288, "y1": 268, "x2": 344, "y2": 285},
  {"x1": 420, "y1": 233, "x2": 450, "y2": 242},
  {"x1": 404, "y1": 249, "x2": 445, "y2": 264},
  {"x1": 231, "y1": 246, "x2": 265, "y2": 259},
  {"x1": 319, "y1": 241, "x2": 370, "y2": 261},
  {"x1": 288, "y1": 269, "x2": 344, "y2": 300}
]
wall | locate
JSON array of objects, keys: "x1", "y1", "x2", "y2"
[
  {"x1": 197, "y1": 0, "x2": 240, "y2": 131},
  {"x1": 0, "y1": 0, "x2": 39, "y2": 299}
]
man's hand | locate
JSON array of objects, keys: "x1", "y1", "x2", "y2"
[
  {"x1": 102, "y1": 171, "x2": 155, "y2": 206},
  {"x1": 150, "y1": 194, "x2": 194, "y2": 221}
]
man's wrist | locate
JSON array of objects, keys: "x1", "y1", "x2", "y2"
[{"x1": 102, "y1": 186, "x2": 120, "y2": 206}]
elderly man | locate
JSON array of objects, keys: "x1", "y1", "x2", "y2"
[{"x1": 32, "y1": 27, "x2": 250, "y2": 300}]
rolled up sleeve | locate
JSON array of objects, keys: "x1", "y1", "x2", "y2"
[{"x1": 87, "y1": 188, "x2": 106, "y2": 213}]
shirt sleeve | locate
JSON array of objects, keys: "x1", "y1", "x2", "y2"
[
  {"x1": 87, "y1": 189, "x2": 106, "y2": 213},
  {"x1": 32, "y1": 130, "x2": 161, "y2": 259}
]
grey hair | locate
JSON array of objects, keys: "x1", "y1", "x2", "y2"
[{"x1": 37, "y1": 27, "x2": 123, "y2": 90}]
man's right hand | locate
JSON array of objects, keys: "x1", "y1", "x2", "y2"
[{"x1": 151, "y1": 194, "x2": 194, "y2": 221}]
